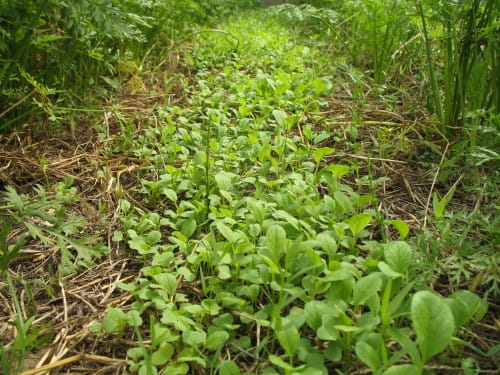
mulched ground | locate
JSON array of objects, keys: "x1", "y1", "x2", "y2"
[{"x1": 1, "y1": 61, "x2": 498, "y2": 374}]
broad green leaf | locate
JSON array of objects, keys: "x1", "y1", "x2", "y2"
[
  {"x1": 323, "y1": 164, "x2": 351, "y2": 179},
  {"x1": 355, "y1": 341, "x2": 380, "y2": 370},
  {"x1": 312, "y1": 147, "x2": 335, "y2": 165},
  {"x1": 269, "y1": 355, "x2": 296, "y2": 371},
  {"x1": 384, "y1": 241, "x2": 412, "y2": 274},
  {"x1": 139, "y1": 363, "x2": 157, "y2": 375},
  {"x1": 334, "y1": 191, "x2": 354, "y2": 213},
  {"x1": 259, "y1": 254, "x2": 280, "y2": 275},
  {"x1": 345, "y1": 213, "x2": 372, "y2": 237},
  {"x1": 128, "y1": 233, "x2": 150, "y2": 253},
  {"x1": 119, "y1": 199, "x2": 131, "y2": 212},
  {"x1": 215, "y1": 171, "x2": 237, "y2": 191},
  {"x1": 272, "y1": 109, "x2": 288, "y2": 128},
  {"x1": 151, "y1": 342, "x2": 174, "y2": 366},
  {"x1": 217, "y1": 264, "x2": 232, "y2": 280},
  {"x1": 152, "y1": 252, "x2": 174, "y2": 267},
  {"x1": 334, "y1": 324, "x2": 359, "y2": 333},
  {"x1": 127, "y1": 347, "x2": 147, "y2": 361},
  {"x1": 164, "y1": 362, "x2": 189, "y2": 375},
  {"x1": 102, "y1": 317, "x2": 120, "y2": 334},
  {"x1": 316, "y1": 231, "x2": 338, "y2": 257},
  {"x1": 219, "y1": 360, "x2": 240, "y2": 375},
  {"x1": 205, "y1": 330, "x2": 230, "y2": 350},
  {"x1": 102, "y1": 307, "x2": 127, "y2": 333},
  {"x1": 146, "y1": 230, "x2": 162, "y2": 245},
  {"x1": 266, "y1": 224, "x2": 286, "y2": 263},
  {"x1": 273, "y1": 210, "x2": 300, "y2": 230},
  {"x1": 353, "y1": 273, "x2": 382, "y2": 306},
  {"x1": 446, "y1": 290, "x2": 481, "y2": 326},
  {"x1": 181, "y1": 218, "x2": 197, "y2": 238},
  {"x1": 305, "y1": 301, "x2": 335, "y2": 330},
  {"x1": 317, "y1": 314, "x2": 341, "y2": 341},
  {"x1": 182, "y1": 330, "x2": 207, "y2": 347},
  {"x1": 383, "y1": 364, "x2": 420, "y2": 375},
  {"x1": 277, "y1": 326, "x2": 300, "y2": 356},
  {"x1": 411, "y1": 290, "x2": 455, "y2": 362},
  {"x1": 247, "y1": 197, "x2": 265, "y2": 224},
  {"x1": 162, "y1": 188, "x2": 177, "y2": 203},
  {"x1": 385, "y1": 220, "x2": 410, "y2": 240},
  {"x1": 216, "y1": 221, "x2": 239, "y2": 243},
  {"x1": 153, "y1": 272, "x2": 177, "y2": 295},
  {"x1": 324, "y1": 341, "x2": 342, "y2": 362},
  {"x1": 112, "y1": 230, "x2": 123, "y2": 242},
  {"x1": 151, "y1": 323, "x2": 178, "y2": 345},
  {"x1": 378, "y1": 261, "x2": 403, "y2": 278},
  {"x1": 126, "y1": 310, "x2": 143, "y2": 327}
]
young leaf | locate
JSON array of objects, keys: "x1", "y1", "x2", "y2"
[
  {"x1": 219, "y1": 360, "x2": 240, "y2": 375},
  {"x1": 182, "y1": 330, "x2": 207, "y2": 347},
  {"x1": 181, "y1": 218, "x2": 197, "y2": 238},
  {"x1": 269, "y1": 355, "x2": 296, "y2": 372},
  {"x1": 215, "y1": 171, "x2": 237, "y2": 191},
  {"x1": 272, "y1": 109, "x2": 288, "y2": 128},
  {"x1": 216, "y1": 221, "x2": 239, "y2": 243},
  {"x1": 411, "y1": 290, "x2": 455, "y2": 363},
  {"x1": 378, "y1": 262, "x2": 403, "y2": 279},
  {"x1": 277, "y1": 326, "x2": 300, "y2": 356},
  {"x1": 247, "y1": 197, "x2": 265, "y2": 224},
  {"x1": 446, "y1": 290, "x2": 482, "y2": 326},
  {"x1": 383, "y1": 241, "x2": 412, "y2": 274},
  {"x1": 316, "y1": 231, "x2": 338, "y2": 257},
  {"x1": 345, "y1": 213, "x2": 372, "y2": 237},
  {"x1": 432, "y1": 184, "x2": 456, "y2": 219},
  {"x1": 323, "y1": 164, "x2": 351, "y2": 179},
  {"x1": 164, "y1": 362, "x2": 189, "y2": 375},
  {"x1": 355, "y1": 341, "x2": 380, "y2": 370},
  {"x1": 334, "y1": 191, "x2": 354, "y2": 213},
  {"x1": 205, "y1": 330, "x2": 230, "y2": 351},
  {"x1": 266, "y1": 224, "x2": 287, "y2": 263},
  {"x1": 384, "y1": 219, "x2": 410, "y2": 240},
  {"x1": 162, "y1": 188, "x2": 178, "y2": 203},
  {"x1": 312, "y1": 147, "x2": 335, "y2": 165},
  {"x1": 387, "y1": 327, "x2": 421, "y2": 367},
  {"x1": 353, "y1": 273, "x2": 382, "y2": 306},
  {"x1": 139, "y1": 363, "x2": 158, "y2": 375},
  {"x1": 151, "y1": 342, "x2": 174, "y2": 366},
  {"x1": 382, "y1": 365, "x2": 420, "y2": 375}
]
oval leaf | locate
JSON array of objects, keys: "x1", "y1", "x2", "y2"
[
  {"x1": 355, "y1": 341, "x2": 380, "y2": 370},
  {"x1": 383, "y1": 364, "x2": 420, "y2": 375},
  {"x1": 411, "y1": 291, "x2": 455, "y2": 362},
  {"x1": 384, "y1": 241, "x2": 412, "y2": 274}
]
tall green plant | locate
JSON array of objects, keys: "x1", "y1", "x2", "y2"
[
  {"x1": 417, "y1": 0, "x2": 498, "y2": 134},
  {"x1": 0, "y1": 0, "x2": 151, "y2": 129}
]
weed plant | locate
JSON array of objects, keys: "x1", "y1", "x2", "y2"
[
  {"x1": 1, "y1": 1, "x2": 497, "y2": 374},
  {"x1": 90, "y1": 11, "x2": 492, "y2": 374},
  {"x1": 0, "y1": 177, "x2": 108, "y2": 373}
]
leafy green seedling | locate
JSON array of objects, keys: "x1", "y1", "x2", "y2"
[{"x1": 411, "y1": 290, "x2": 455, "y2": 365}]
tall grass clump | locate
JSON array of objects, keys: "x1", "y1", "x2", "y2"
[
  {"x1": 418, "y1": 0, "x2": 498, "y2": 125},
  {"x1": 417, "y1": 0, "x2": 499, "y2": 164}
]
